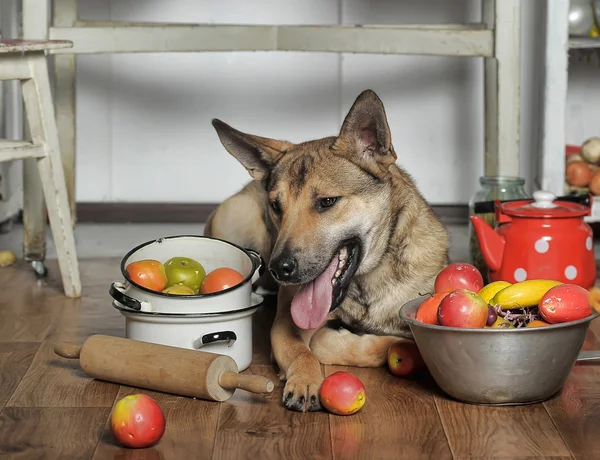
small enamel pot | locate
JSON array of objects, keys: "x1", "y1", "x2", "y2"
[{"x1": 109, "y1": 235, "x2": 266, "y2": 371}]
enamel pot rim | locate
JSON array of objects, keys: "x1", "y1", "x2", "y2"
[{"x1": 119, "y1": 234, "x2": 263, "y2": 300}]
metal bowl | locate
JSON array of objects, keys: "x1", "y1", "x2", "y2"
[{"x1": 399, "y1": 295, "x2": 599, "y2": 405}]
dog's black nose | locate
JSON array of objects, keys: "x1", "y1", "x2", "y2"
[{"x1": 269, "y1": 255, "x2": 298, "y2": 282}]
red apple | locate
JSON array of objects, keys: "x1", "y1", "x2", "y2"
[
  {"x1": 434, "y1": 262, "x2": 484, "y2": 294},
  {"x1": 416, "y1": 292, "x2": 449, "y2": 325},
  {"x1": 110, "y1": 394, "x2": 166, "y2": 448},
  {"x1": 126, "y1": 259, "x2": 168, "y2": 292},
  {"x1": 539, "y1": 284, "x2": 593, "y2": 324},
  {"x1": 319, "y1": 371, "x2": 366, "y2": 416},
  {"x1": 437, "y1": 288, "x2": 488, "y2": 328},
  {"x1": 387, "y1": 341, "x2": 425, "y2": 377}
]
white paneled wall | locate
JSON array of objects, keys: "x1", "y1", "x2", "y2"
[{"x1": 76, "y1": 0, "x2": 546, "y2": 205}]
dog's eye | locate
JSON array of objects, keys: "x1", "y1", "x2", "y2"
[
  {"x1": 317, "y1": 197, "x2": 339, "y2": 210},
  {"x1": 270, "y1": 200, "x2": 282, "y2": 216}
]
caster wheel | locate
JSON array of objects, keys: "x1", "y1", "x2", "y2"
[{"x1": 31, "y1": 260, "x2": 48, "y2": 279}]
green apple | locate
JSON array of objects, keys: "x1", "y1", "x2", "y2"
[
  {"x1": 162, "y1": 284, "x2": 195, "y2": 295},
  {"x1": 164, "y1": 257, "x2": 206, "y2": 294}
]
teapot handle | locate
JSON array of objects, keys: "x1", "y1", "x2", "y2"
[{"x1": 473, "y1": 193, "x2": 591, "y2": 214}]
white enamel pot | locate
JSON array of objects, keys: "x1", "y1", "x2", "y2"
[{"x1": 109, "y1": 235, "x2": 266, "y2": 371}]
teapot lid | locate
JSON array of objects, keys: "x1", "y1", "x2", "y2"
[{"x1": 501, "y1": 190, "x2": 589, "y2": 218}]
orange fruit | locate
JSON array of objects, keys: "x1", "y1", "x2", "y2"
[
  {"x1": 200, "y1": 267, "x2": 245, "y2": 294},
  {"x1": 526, "y1": 320, "x2": 550, "y2": 328},
  {"x1": 126, "y1": 259, "x2": 168, "y2": 292},
  {"x1": 416, "y1": 292, "x2": 449, "y2": 325}
]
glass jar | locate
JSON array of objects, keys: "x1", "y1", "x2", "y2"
[{"x1": 468, "y1": 176, "x2": 529, "y2": 283}]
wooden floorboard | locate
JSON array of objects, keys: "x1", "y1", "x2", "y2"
[
  {"x1": 0, "y1": 261, "x2": 66, "y2": 342},
  {"x1": 435, "y1": 397, "x2": 573, "y2": 459},
  {"x1": 92, "y1": 385, "x2": 221, "y2": 460},
  {"x1": 213, "y1": 365, "x2": 333, "y2": 460},
  {"x1": 542, "y1": 328, "x2": 600, "y2": 460},
  {"x1": 0, "y1": 407, "x2": 110, "y2": 460},
  {"x1": 6, "y1": 335, "x2": 121, "y2": 408},
  {"x1": 325, "y1": 365, "x2": 453, "y2": 460},
  {"x1": 1, "y1": 257, "x2": 600, "y2": 459},
  {"x1": 0, "y1": 342, "x2": 39, "y2": 411}
]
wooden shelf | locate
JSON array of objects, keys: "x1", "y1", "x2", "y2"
[
  {"x1": 586, "y1": 195, "x2": 600, "y2": 223},
  {"x1": 48, "y1": 23, "x2": 494, "y2": 57},
  {"x1": 569, "y1": 36, "x2": 600, "y2": 49}
]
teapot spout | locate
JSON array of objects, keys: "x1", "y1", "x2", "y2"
[{"x1": 470, "y1": 216, "x2": 505, "y2": 272}]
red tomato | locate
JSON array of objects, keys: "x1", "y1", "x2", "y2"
[
  {"x1": 539, "y1": 284, "x2": 593, "y2": 324},
  {"x1": 126, "y1": 259, "x2": 168, "y2": 292},
  {"x1": 416, "y1": 292, "x2": 449, "y2": 325},
  {"x1": 200, "y1": 267, "x2": 245, "y2": 294}
]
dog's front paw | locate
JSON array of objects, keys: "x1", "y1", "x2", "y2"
[{"x1": 282, "y1": 375, "x2": 323, "y2": 412}]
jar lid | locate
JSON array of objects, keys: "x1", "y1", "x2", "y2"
[{"x1": 501, "y1": 190, "x2": 589, "y2": 218}]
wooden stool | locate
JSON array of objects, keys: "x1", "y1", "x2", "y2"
[{"x1": 0, "y1": 39, "x2": 81, "y2": 298}]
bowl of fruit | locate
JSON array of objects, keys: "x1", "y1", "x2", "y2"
[
  {"x1": 399, "y1": 262, "x2": 599, "y2": 406},
  {"x1": 108, "y1": 235, "x2": 265, "y2": 371}
]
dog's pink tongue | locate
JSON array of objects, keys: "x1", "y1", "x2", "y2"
[{"x1": 290, "y1": 255, "x2": 339, "y2": 330}]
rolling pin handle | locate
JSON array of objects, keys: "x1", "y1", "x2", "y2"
[
  {"x1": 218, "y1": 371, "x2": 275, "y2": 394},
  {"x1": 53, "y1": 342, "x2": 82, "y2": 359}
]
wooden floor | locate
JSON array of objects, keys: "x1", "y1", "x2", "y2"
[{"x1": 2, "y1": 258, "x2": 600, "y2": 460}]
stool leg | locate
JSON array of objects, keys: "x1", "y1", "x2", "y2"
[
  {"x1": 22, "y1": 149, "x2": 48, "y2": 277},
  {"x1": 21, "y1": 0, "x2": 49, "y2": 275},
  {"x1": 21, "y1": 52, "x2": 81, "y2": 298}
]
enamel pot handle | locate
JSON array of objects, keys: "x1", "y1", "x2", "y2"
[
  {"x1": 192, "y1": 331, "x2": 237, "y2": 349},
  {"x1": 109, "y1": 282, "x2": 152, "y2": 312},
  {"x1": 250, "y1": 292, "x2": 264, "y2": 307},
  {"x1": 245, "y1": 248, "x2": 265, "y2": 284}
]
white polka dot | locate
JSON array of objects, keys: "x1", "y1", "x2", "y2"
[
  {"x1": 586, "y1": 236, "x2": 593, "y2": 251},
  {"x1": 565, "y1": 265, "x2": 578, "y2": 280},
  {"x1": 534, "y1": 238, "x2": 549, "y2": 254},
  {"x1": 514, "y1": 268, "x2": 527, "y2": 282}
]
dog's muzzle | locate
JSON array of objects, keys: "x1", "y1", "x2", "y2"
[{"x1": 269, "y1": 254, "x2": 299, "y2": 283}]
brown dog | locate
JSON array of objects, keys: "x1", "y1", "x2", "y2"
[{"x1": 205, "y1": 90, "x2": 450, "y2": 412}]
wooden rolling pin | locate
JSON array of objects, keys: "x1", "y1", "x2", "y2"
[{"x1": 54, "y1": 334, "x2": 274, "y2": 402}]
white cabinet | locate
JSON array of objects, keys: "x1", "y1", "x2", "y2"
[{"x1": 540, "y1": 0, "x2": 600, "y2": 222}]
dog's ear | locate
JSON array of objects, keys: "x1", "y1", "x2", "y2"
[
  {"x1": 331, "y1": 90, "x2": 397, "y2": 178},
  {"x1": 212, "y1": 119, "x2": 294, "y2": 182}
]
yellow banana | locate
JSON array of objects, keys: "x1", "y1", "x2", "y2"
[
  {"x1": 478, "y1": 281, "x2": 512, "y2": 304},
  {"x1": 487, "y1": 317, "x2": 514, "y2": 329},
  {"x1": 490, "y1": 279, "x2": 563, "y2": 310},
  {"x1": 589, "y1": 286, "x2": 600, "y2": 314}
]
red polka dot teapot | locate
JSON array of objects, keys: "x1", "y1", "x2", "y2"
[{"x1": 470, "y1": 190, "x2": 596, "y2": 289}]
